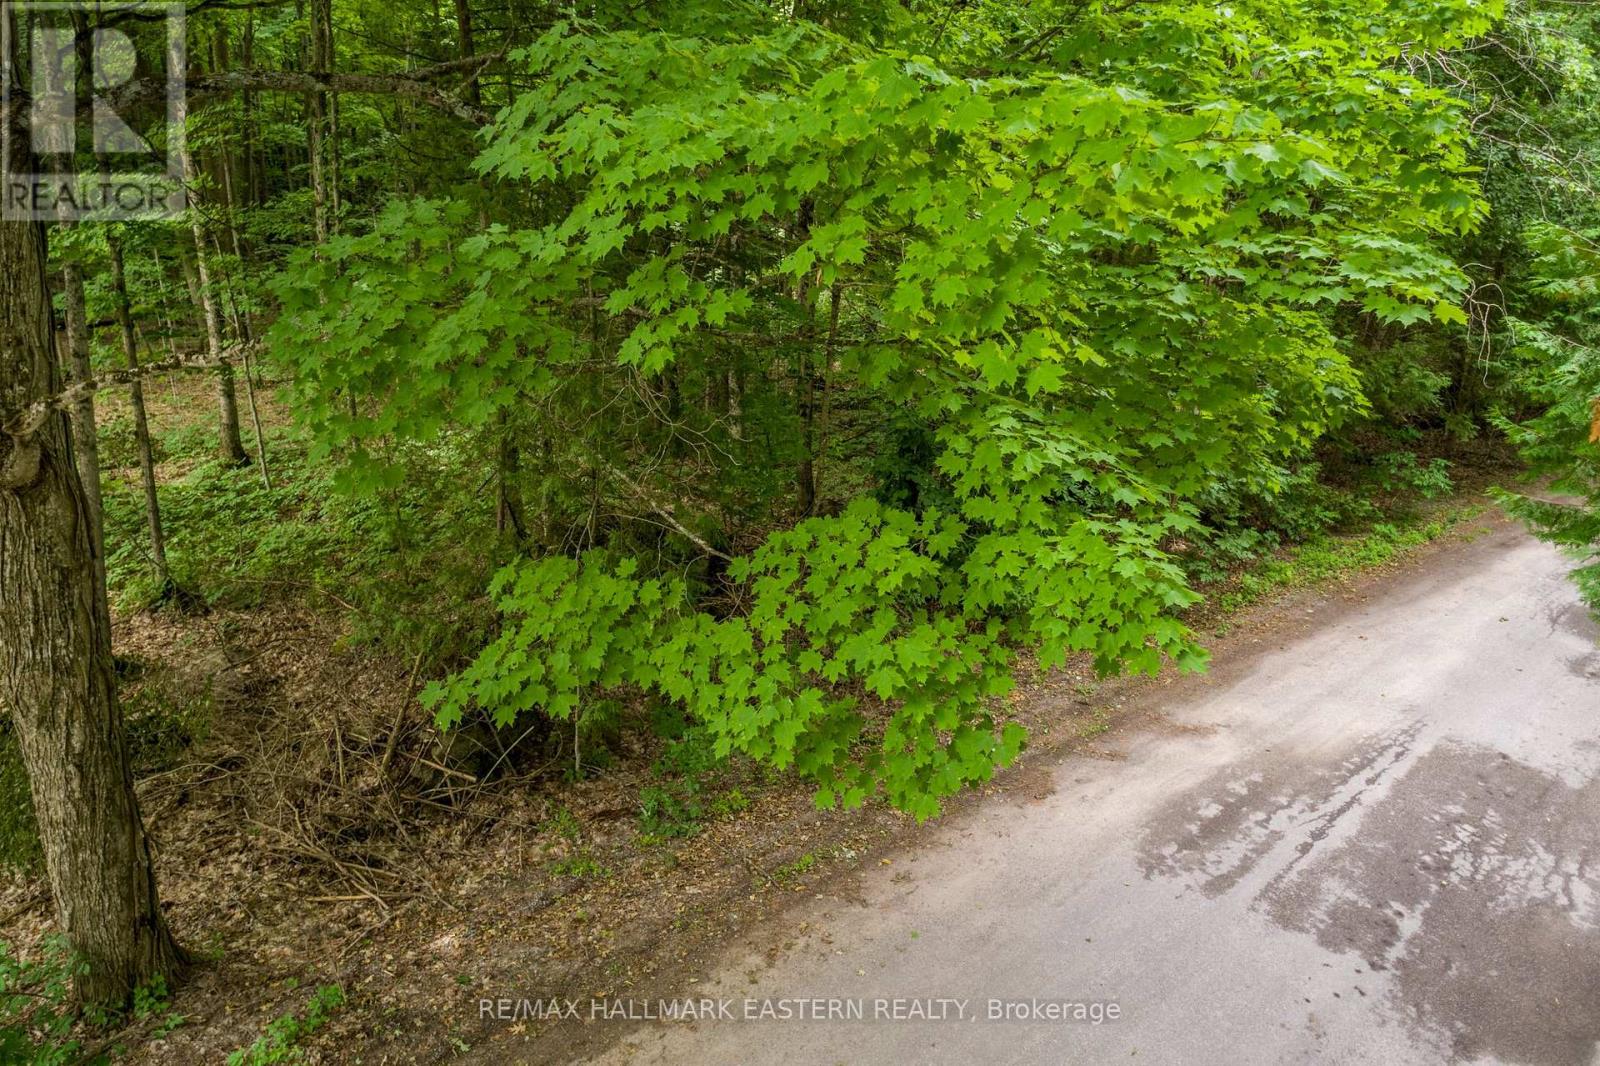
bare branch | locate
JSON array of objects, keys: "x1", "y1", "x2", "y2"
[
  {"x1": 2, "y1": 352, "x2": 247, "y2": 440},
  {"x1": 105, "y1": 69, "x2": 495, "y2": 126},
  {"x1": 590, "y1": 458, "x2": 733, "y2": 562}
]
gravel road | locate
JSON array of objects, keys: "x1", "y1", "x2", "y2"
[{"x1": 585, "y1": 521, "x2": 1600, "y2": 1066}]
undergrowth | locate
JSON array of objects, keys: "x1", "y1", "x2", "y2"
[
  {"x1": 1212, "y1": 507, "x2": 1481, "y2": 618},
  {"x1": 0, "y1": 939, "x2": 184, "y2": 1066},
  {"x1": 99, "y1": 428, "x2": 497, "y2": 667},
  {"x1": 225, "y1": 985, "x2": 345, "y2": 1066}
]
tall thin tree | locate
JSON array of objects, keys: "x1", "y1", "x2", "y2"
[
  {"x1": 176, "y1": 176, "x2": 248, "y2": 466},
  {"x1": 107, "y1": 226, "x2": 173, "y2": 591}
]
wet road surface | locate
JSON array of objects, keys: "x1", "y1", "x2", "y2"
[{"x1": 591, "y1": 525, "x2": 1600, "y2": 1065}]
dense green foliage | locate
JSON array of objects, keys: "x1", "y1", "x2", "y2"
[
  {"x1": 29, "y1": 0, "x2": 1597, "y2": 828},
  {"x1": 0, "y1": 937, "x2": 88, "y2": 1066},
  {"x1": 261, "y1": 0, "x2": 1502, "y2": 816},
  {"x1": 10, "y1": 0, "x2": 1600, "y2": 1047},
  {"x1": 1497, "y1": 224, "x2": 1600, "y2": 606},
  {"x1": 1453, "y1": 4, "x2": 1600, "y2": 607}
]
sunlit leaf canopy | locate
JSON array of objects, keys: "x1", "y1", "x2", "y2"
[{"x1": 271, "y1": 0, "x2": 1496, "y2": 818}]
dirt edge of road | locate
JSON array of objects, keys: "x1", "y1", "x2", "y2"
[{"x1": 494, "y1": 503, "x2": 1531, "y2": 1066}]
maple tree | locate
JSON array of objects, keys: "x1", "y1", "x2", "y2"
[{"x1": 274, "y1": 0, "x2": 1491, "y2": 816}]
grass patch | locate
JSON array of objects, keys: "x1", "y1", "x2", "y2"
[
  {"x1": 1212, "y1": 505, "x2": 1482, "y2": 617},
  {"x1": 1075, "y1": 708, "x2": 1112, "y2": 740},
  {"x1": 226, "y1": 985, "x2": 344, "y2": 1066},
  {"x1": 549, "y1": 853, "x2": 612, "y2": 880},
  {"x1": 773, "y1": 853, "x2": 818, "y2": 882}
]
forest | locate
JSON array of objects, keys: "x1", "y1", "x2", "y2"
[{"x1": 1, "y1": 0, "x2": 1598, "y2": 1060}]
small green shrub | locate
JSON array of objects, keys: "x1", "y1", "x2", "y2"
[
  {"x1": 708, "y1": 788, "x2": 750, "y2": 818},
  {"x1": 1184, "y1": 462, "x2": 1379, "y2": 583},
  {"x1": 1373, "y1": 451, "x2": 1454, "y2": 499},
  {"x1": 774, "y1": 853, "x2": 817, "y2": 882},
  {"x1": 637, "y1": 785, "x2": 702, "y2": 840},
  {"x1": 226, "y1": 985, "x2": 345, "y2": 1066},
  {"x1": 0, "y1": 937, "x2": 85, "y2": 1065},
  {"x1": 132, "y1": 975, "x2": 186, "y2": 1040},
  {"x1": 547, "y1": 806, "x2": 582, "y2": 843},
  {"x1": 0, "y1": 939, "x2": 186, "y2": 1065},
  {"x1": 653, "y1": 727, "x2": 719, "y2": 778},
  {"x1": 1214, "y1": 512, "x2": 1466, "y2": 613},
  {"x1": 549, "y1": 853, "x2": 612, "y2": 879}
]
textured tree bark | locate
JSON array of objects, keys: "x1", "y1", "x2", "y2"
[
  {"x1": 106, "y1": 228, "x2": 172, "y2": 590},
  {"x1": 49, "y1": 12, "x2": 104, "y2": 576},
  {"x1": 173, "y1": 37, "x2": 246, "y2": 467},
  {"x1": 58, "y1": 260, "x2": 104, "y2": 543},
  {"x1": 495, "y1": 409, "x2": 525, "y2": 543},
  {"x1": 148, "y1": 247, "x2": 181, "y2": 366},
  {"x1": 1, "y1": 209, "x2": 185, "y2": 1009},
  {"x1": 210, "y1": 27, "x2": 252, "y2": 263}
]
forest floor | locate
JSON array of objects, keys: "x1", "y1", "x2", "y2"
[{"x1": 0, "y1": 379, "x2": 1527, "y2": 1064}]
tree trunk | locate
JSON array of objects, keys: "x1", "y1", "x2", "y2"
[
  {"x1": 796, "y1": 367, "x2": 816, "y2": 515},
  {"x1": 791, "y1": 206, "x2": 818, "y2": 514},
  {"x1": 58, "y1": 259, "x2": 104, "y2": 546},
  {"x1": 107, "y1": 229, "x2": 172, "y2": 590},
  {"x1": 210, "y1": 27, "x2": 252, "y2": 262},
  {"x1": 240, "y1": 15, "x2": 263, "y2": 206},
  {"x1": 308, "y1": 0, "x2": 336, "y2": 242},
  {"x1": 173, "y1": 42, "x2": 247, "y2": 467},
  {"x1": 209, "y1": 229, "x2": 272, "y2": 488},
  {"x1": 178, "y1": 224, "x2": 247, "y2": 466},
  {"x1": 453, "y1": 0, "x2": 480, "y2": 106},
  {"x1": 149, "y1": 247, "x2": 181, "y2": 364},
  {"x1": 495, "y1": 409, "x2": 524, "y2": 542},
  {"x1": 51, "y1": 0, "x2": 103, "y2": 550},
  {"x1": 0, "y1": 207, "x2": 185, "y2": 1011}
]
